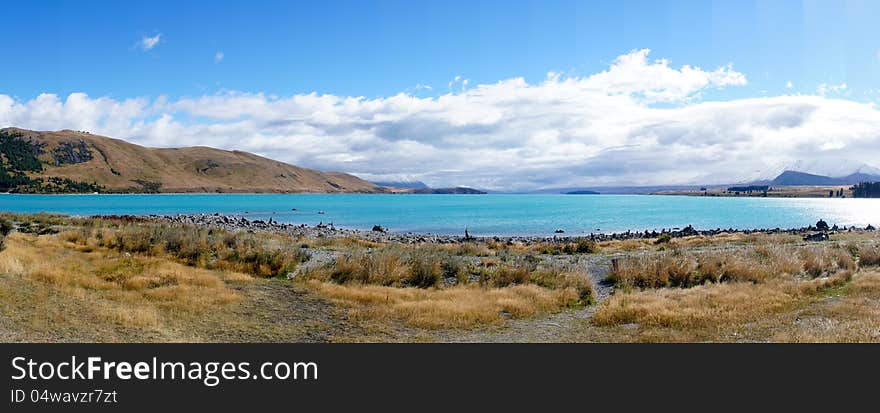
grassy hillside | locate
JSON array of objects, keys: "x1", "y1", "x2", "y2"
[{"x1": 0, "y1": 127, "x2": 382, "y2": 193}]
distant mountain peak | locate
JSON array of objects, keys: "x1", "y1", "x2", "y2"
[
  {"x1": 782, "y1": 158, "x2": 880, "y2": 178},
  {"x1": 741, "y1": 158, "x2": 880, "y2": 184},
  {"x1": 371, "y1": 180, "x2": 429, "y2": 189},
  {"x1": 768, "y1": 169, "x2": 880, "y2": 186}
]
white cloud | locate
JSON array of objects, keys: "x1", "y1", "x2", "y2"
[
  {"x1": 3, "y1": 49, "x2": 879, "y2": 190},
  {"x1": 139, "y1": 34, "x2": 161, "y2": 50},
  {"x1": 214, "y1": 51, "x2": 224, "y2": 63},
  {"x1": 817, "y1": 83, "x2": 848, "y2": 97},
  {"x1": 405, "y1": 84, "x2": 432, "y2": 93},
  {"x1": 448, "y1": 75, "x2": 470, "y2": 91},
  {"x1": 786, "y1": 81, "x2": 794, "y2": 89},
  {"x1": 581, "y1": 49, "x2": 746, "y2": 103}
]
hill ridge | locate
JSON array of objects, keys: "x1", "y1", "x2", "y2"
[{"x1": 0, "y1": 127, "x2": 383, "y2": 194}]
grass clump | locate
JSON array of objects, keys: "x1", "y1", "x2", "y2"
[
  {"x1": 607, "y1": 252, "x2": 698, "y2": 289},
  {"x1": 318, "y1": 248, "x2": 453, "y2": 288},
  {"x1": 592, "y1": 282, "x2": 795, "y2": 328},
  {"x1": 608, "y1": 244, "x2": 859, "y2": 291},
  {"x1": 654, "y1": 233, "x2": 672, "y2": 245},
  {"x1": 530, "y1": 267, "x2": 594, "y2": 304},
  {"x1": 561, "y1": 239, "x2": 599, "y2": 255},
  {"x1": 857, "y1": 245, "x2": 880, "y2": 267},
  {"x1": 800, "y1": 246, "x2": 856, "y2": 278},
  {"x1": 62, "y1": 221, "x2": 308, "y2": 277},
  {"x1": 480, "y1": 265, "x2": 532, "y2": 287}
]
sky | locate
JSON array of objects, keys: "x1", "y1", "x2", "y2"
[{"x1": 1, "y1": 0, "x2": 880, "y2": 190}]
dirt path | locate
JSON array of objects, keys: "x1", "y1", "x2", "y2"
[{"x1": 186, "y1": 279, "x2": 368, "y2": 343}]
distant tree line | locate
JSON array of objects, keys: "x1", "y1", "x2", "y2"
[
  {"x1": 727, "y1": 185, "x2": 770, "y2": 192},
  {"x1": 852, "y1": 182, "x2": 880, "y2": 198},
  {"x1": 0, "y1": 130, "x2": 44, "y2": 172}
]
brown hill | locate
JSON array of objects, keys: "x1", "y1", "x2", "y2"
[{"x1": 0, "y1": 127, "x2": 383, "y2": 193}]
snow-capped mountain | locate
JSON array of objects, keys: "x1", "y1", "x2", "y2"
[
  {"x1": 742, "y1": 158, "x2": 880, "y2": 184},
  {"x1": 359, "y1": 174, "x2": 430, "y2": 189},
  {"x1": 372, "y1": 180, "x2": 429, "y2": 189},
  {"x1": 781, "y1": 159, "x2": 880, "y2": 178}
]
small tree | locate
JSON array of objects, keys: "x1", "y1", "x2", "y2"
[{"x1": 0, "y1": 218, "x2": 13, "y2": 252}]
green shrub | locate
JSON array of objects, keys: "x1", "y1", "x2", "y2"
[
  {"x1": 482, "y1": 265, "x2": 531, "y2": 287},
  {"x1": 439, "y1": 254, "x2": 466, "y2": 281},
  {"x1": 654, "y1": 233, "x2": 672, "y2": 245},
  {"x1": 575, "y1": 239, "x2": 598, "y2": 254},
  {"x1": 407, "y1": 254, "x2": 442, "y2": 288},
  {"x1": 0, "y1": 218, "x2": 12, "y2": 251}
]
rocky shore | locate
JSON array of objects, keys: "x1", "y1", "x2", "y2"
[{"x1": 116, "y1": 213, "x2": 880, "y2": 245}]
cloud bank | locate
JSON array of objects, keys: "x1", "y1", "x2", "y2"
[{"x1": 2, "y1": 49, "x2": 879, "y2": 190}]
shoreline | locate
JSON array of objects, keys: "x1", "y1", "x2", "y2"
[{"x1": 119, "y1": 213, "x2": 879, "y2": 244}]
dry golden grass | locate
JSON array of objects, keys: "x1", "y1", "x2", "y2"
[
  {"x1": 598, "y1": 238, "x2": 654, "y2": 252},
  {"x1": 302, "y1": 243, "x2": 595, "y2": 328},
  {"x1": 593, "y1": 281, "x2": 796, "y2": 328},
  {"x1": 593, "y1": 269, "x2": 854, "y2": 330},
  {"x1": 0, "y1": 232, "x2": 247, "y2": 335},
  {"x1": 306, "y1": 248, "x2": 447, "y2": 287},
  {"x1": 589, "y1": 240, "x2": 872, "y2": 341},
  {"x1": 607, "y1": 243, "x2": 860, "y2": 290},
  {"x1": 4, "y1": 214, "x2": 878, "y2": 342},
  {"x1": 670, "y1": 232, "x2": 802, "y2": 249},
  {"x1": 309, "y1": 281, "x2": 579, "y2": 329},
  {"x1": 608, "y1": 252, "x2": 698, "y2": 288},
  {"x1": 591, "y1": 232, "x2": 803, "y2": 253},
  {"x1": 858, "y1": 245, "x2": 880, "y2": 267},
  {"x1": 60, "y1": 220, "x2": 308, "y2": 277}
]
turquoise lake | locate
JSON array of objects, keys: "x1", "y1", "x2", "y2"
[{"x1": 2, "y1": 194, "x2": 879, "y2": 236}]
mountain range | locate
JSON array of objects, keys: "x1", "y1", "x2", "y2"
[
  {"x1": 760, "y1": 170, "x2": 880, "y2": 186},
  {"x1": 750, "y1": 158, "x2": 880, "y2": 186},
  {"x1": 370, "y1": 179, "x2": 429, "y2": 189}
]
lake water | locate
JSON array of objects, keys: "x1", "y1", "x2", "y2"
[{"x1": 2, "y1": 194, "x2": 879, "y2": 236}]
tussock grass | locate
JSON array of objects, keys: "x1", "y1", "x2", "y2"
[
  {"x1": 607, "y1": 244, "x2": 858, "y2": 290},
  {"x1": 60, "y1": 221, "x2": 308, "y2": 277},
  {"x1": 303, "y1": 242, "x2": 595, "y2": 328},
  {"x1": 593, "y1": 270, "x2": 854, "y2": 330},
  {"x1": 0, "y1": 232, "x2": 246, "y2": 333},
  {"x1": 598, "y1": 238, "x2": 653, "y2": 252},
  {"x1": 511, "y1": 239, "x2": 599, "y2": 255},
  {"x1": 530, "y1": 268, "x2": 594, "y2": 303},
  {"x1": 310, "y1": 248, "x2": 445, "y2": 287},
  {"x1": 857, "y1": 245, "x2": 880, "y2": 267},
  {"x1": 309, "y1": 281, "x2": 579, "y2": 329},
  {"x1": 607, "y1": 252, "x2": 700, "y2": 288},
  {"x1": 800, "y1": 246, "x2": 856, "y2": 278},
  {"x1": 592, "y1": 282, "x2": 796, "y2": 328}
]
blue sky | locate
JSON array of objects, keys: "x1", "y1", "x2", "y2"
[
  {"x1": 2, "y1": 0, "x2": 880, "y2": 189},
  {"x1": 2, "y1": 0, "x2": 877, "y2": 100}
]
